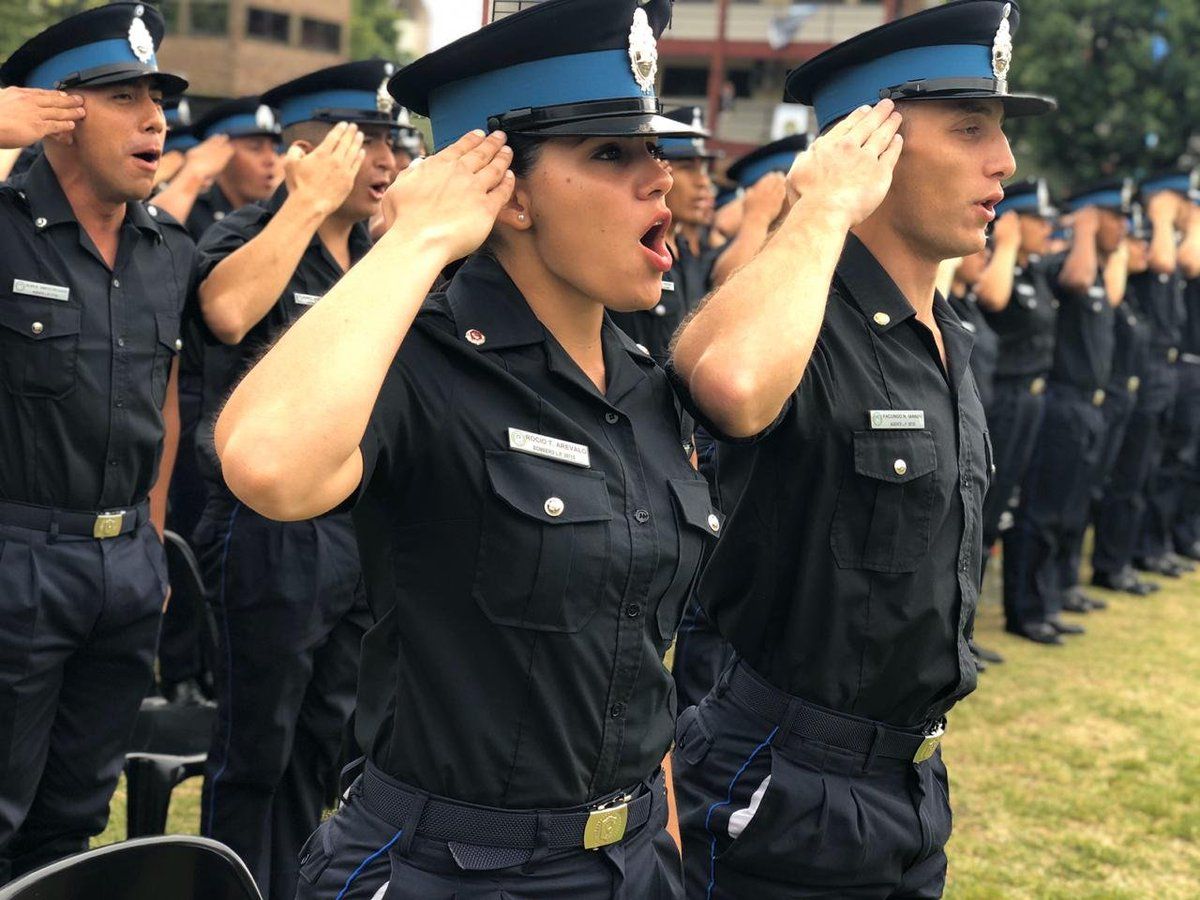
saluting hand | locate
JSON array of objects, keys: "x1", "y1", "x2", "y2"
[
  {"x1": 785, "y1": 99, "x2": 903, "y2": 230},
  {"x1": 992, "y1": 209, "x2": 1021, "y2": 246},
  {"x1": 180, "y1": 134, "x2": 235, "y2": 183},
  {"x1": 284, "y1": 122, "x2": 365, "y2": 218},
  {"x1": 0, "y1": 87, "x2": 85, "y2": 149},
  {"x1": 742, "y1": 171, "x2": 787, "y2": 227},
  {"x1": 379, "y1": 129, "x2": 514, "y2": 263}
]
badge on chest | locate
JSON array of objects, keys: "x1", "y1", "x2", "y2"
[
  {"x1": 12, "y1": 279, "x2": 70, "y2": 302},
  {"x1": 293, "y1": 292, "x2": 321, "y2": 306},
  {"x1": 869, "y1": 410, "x2": 926, "y2": 430},
  {"x1": 507, "y1": 428, "x2": 591, "y2": 468}
]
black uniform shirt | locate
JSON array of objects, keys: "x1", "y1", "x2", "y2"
[
  {"x1": 1048, "y1": 259, "x2": 1115, "y2": 393},
  {"x1": 1108, "y1": 286, "x2": 1152, "y2": 390},
  {"x1": 1183, "y1": 278, "x2": 1200, "y2": 355},
  {"x1": 185, "y1": 183, "x2": 235, "y2": 243},
  {"x1": 195, "y1": 184, "x2": 372, "y2": 491},
  {"x1": 1127, "y1": 270, "x2": 1185, "y2": 352},
  {"x1": 352, "y1": 254, "x2": 719, "y2": 808},
  {"x1": 948, "y1": 288, "x2": 998, "y2": 411},
  {"x1": 984, "y1": 255, "x2": 1059, "y2": 378},
  {"x1": 673, "y1": 235, "x2": 990, "y2": 728},
  {"x1": 0, "y1": 154, "x2": 193, "y2": 510},
  {"x1": 610, "y1": 228, "x2": 726, "y2": 364}
]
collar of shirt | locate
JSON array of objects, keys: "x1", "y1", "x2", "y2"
[
  {"x1": 16, "y1": 153, "x2": 163, "y2": 242},
  {"x1": 444, "y1": 254, "x2": 656, "y2": 403}
]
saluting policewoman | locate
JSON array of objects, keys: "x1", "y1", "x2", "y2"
[{"x1": 214, "y1": 1, "x2": 720, "y2": 897}]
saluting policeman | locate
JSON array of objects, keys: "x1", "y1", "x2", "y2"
[
  {"x1": 1166, "y1": 233, "x2": 1200, "y2": 561},
  {"x1": 669, "y1": 2, "x2": 1052, "y2": 895},
  {"x1": 216, "y1": 1, "x2": 723, "y2": 896},
  {"x1": 1003, "y1": 179, "x2": 1128, "y2": 643},
  {"x1": 192, "y1": 60, "x2": 399, "y2": 900},
  {"x1": 0, "y1": 3, "x2": 193, "y2": 881}
]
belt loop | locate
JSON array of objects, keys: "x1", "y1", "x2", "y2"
[
  {"x1": 714, "y1": 658, "x2": 735, "y2": 698},
  {"x1": 774, "y1": 697, "x2": 801, "y2": 750},
  {"x1": 526, "y1": 812, "x2": 552, "y2": 868},
  {"x1": 394, "y1": 792, "x2": 428, "y2": 857},
  {"x1": 863, "y1": 725, "x2": 885, "y2": 774}
]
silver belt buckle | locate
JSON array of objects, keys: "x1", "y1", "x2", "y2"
[
  {"x1": 583, "y1": 793, "x2": 631, "y2": 850},
  {"x1": 914, "y1": 721, "x2": 946, "y2": 764},
  {"x1": 92, "y1": 511, "x2": 125, "y2": 539}
]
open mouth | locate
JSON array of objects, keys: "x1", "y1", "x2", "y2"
[
  {"x1": 976, "y1": 191, "x2": 1003, "y2": 223},
  {"x1": 367, "y1": 180, "x2": 391, "y2": 201},
  {"x1": 639, "y1": 213, "x2": 673, "y2": 273},
  {"x1": 131, "y1": 149, "x2": 161, "y2": 170}
]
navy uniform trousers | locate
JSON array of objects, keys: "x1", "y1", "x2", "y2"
[
  {"x1": 672, "y1": 666, "x2": 951, "y2": 899},
  {"x1": 981, "y1": 375, "x2": 1047, "y2": 551},
  {"x1": 295, "y1": 767, "x2": 681, "y2": 899},
  {"x1": 1003, "y1": 386, "x2": 1107, "y2": 628},
  {"x1": 194, "y1": 498, "x2": 370, "y2": 900},
  {"x1": 1092, "y1": 356, "x2": 1179, "y2": 575},
  {"x1": 0, "y1": 520, "x2": 166, "y2": 883},
  {"x1": 1143, "y1": 357, "x2": 1200, "y2": 557}
]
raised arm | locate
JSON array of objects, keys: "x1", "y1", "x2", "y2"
[
  {"x1": 198, "y1": 123, "x2": 364, "y2": 345},
  {"x1": 214, "y1": 130, "x2": 515, "y2": 521},
  {"x1": 150, "y1": 135, "x2": 233, "y2": 222},
  {"x1": 671, "y1": 102, "x2": 903, "y2": 439},
  {"x1": 710, "y1": 172, "x2": 786, "y2": 287},
  {"x1": 1146, "y1": 191, "x2": 1180, "y2": 276},
  {"x1": 1104, "y1": 238, "x2": 1129, "y2": 307},
  {"x1": 1058, "y1": 208, "x2": 1100, "y2": 295},
  {"x1": 1176, "y1": 203, "x2": 1200, "y2": 280},
  {"x1": 0, "y1": 86, "x2": 85, "y2": 149},
  {"x1": 974, "y1": 211, "x2": 1020, "y2": 312}
]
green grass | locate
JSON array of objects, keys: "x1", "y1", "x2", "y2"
[{"x1": 96, "y1": 551, "x2": 1200, "y2": 897}]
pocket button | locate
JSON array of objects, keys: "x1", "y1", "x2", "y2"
[
  {"x1": 544, "y1": 496, "x2": 564, "y2": 517},
  {"x1": 893, "y1": 458, "x2": 908, "y2": 476}
]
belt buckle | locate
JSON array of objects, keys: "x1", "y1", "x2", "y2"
[
  {"x1": 92, "y1": 511, "x2": 125, "y2": 539},
  {"x1": 583, "y1": 793, "x2": 630, "y2": 850},
  {"x1": 913, "y1": 721, "x2": 946, "y2": 764}
]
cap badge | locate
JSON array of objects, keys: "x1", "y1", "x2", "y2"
[
  {"x1": 255, "y1": 104, "x2": 276, "y2": 132},
  {"x1": 377, "y1": 77, "x2": 396, "y2": 116},
  {"x1": 1121, "y1": 179, "x2": 1134, "y2": 213},
  {"x1": 177, "y1": 98, "x2": 192, "y2": 126},
  {"x1": 128, "y1": 14, "x2": 155, "y2": 65},
  {"x1": 992, "y1": 3, "x2": 1012, "y2": 94},
  {"x1": 1037, "y1": 178, "x2": 1049, "y2": 213},
  {"x1": 628, "y1": 8, "x2": 658, "y2": 95}
]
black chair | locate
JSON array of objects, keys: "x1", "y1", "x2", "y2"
[
  {"x1": 0, "y1": 835, "x2": 262, "y2": 900},
  {"x1": 123, "y1": 531, "x2": 218, "y2": 838}
]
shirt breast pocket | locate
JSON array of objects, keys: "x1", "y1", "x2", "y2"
[
  {"x1": 830, "y1": 430, "x2": 939, "y2": 574},
  {"x1": 152, "y1": 311, "x2": 181, "y2": 407},
  {"x1": 656, "y1": 478, "x2": 723, "y2": 641},
  {"x1": 0, "y1": 302, "x2": 82, "y2": 399},
  {"x1": 473, "y1": 450, "x2": 613, "y2": 633}
]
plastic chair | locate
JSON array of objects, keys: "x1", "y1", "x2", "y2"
[
  {"x1": 0, "y1": 835, "x2": 262, "y2": 900},
  {"x1": 123, "y1": 531, "x2": 217, "y2": 838}
]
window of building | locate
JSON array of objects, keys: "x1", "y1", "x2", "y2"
[
  {"x1": 300, "y1": 18, "x2": 342, "y2": 53},
  {"x1": 247, "y1": 7, "x2": 290, "y2": 43},
  {"x1": 190, "y1": 0, "x2": 230, "y2": 36},
  {"x1": 662, "y1": 66, "x2": 710, "y2": 97}
]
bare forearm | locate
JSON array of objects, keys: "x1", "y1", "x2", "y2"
[
  {"x1": 974, "y1": 240, "x2": 1019, "y2": 311},
  {"x1": 673, "y1": 201, "x2": 848, "y2": 437},
  {"x1": 1059, "y1": 234, "x2": 1098, "y2": 293},
  {"x1": 711, "y1": 213, "x2": 771, "y2": 287},
  {"x1": 1178, "y1": 219, "x2": 1200, "y2": 279},
  {"x1": 1147, "y1": 215, "x2": 1177, "y2": 275},
  {"x1": 215, "y1": 229, "x2": 446, "y2": 520},
  {"x1": 1104, "y1": 242, "x2": 1129, "y2": 307},
  {"x1": 199, "y1": 195, "x2": 324, "y2": 345},
  {"x1": 150, "y1": 166, "x2": 207, "y2": 223}
]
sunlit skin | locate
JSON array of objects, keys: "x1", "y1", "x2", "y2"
[
  {"x1": 1096, "y1": 208, "x2": 1128, "y2": 254},
  {"x1": 665, "y1": 157, "x2": 715, "y2": 241},
  {"x1": 292, "y1": 123, "x2": 399, "y2": 223},
  {"x1": 873, "y1": 99, "x2": 1016, "y2": 262},
  {"x1": 956, "y1": 247, "x2": 988, "y2": 285},
  {"x1": 497, "y1": 136, "x2": 674, "y2": 314},
  {"x1": 216, "y1": 134, "x2": 279, "y2": 207},
  {"x1": 1018, "y1": 212, "x2": 1053, "y2": 257},
  {"x1": 43, "y1": 77, "x2": 165, "y2": 204}
]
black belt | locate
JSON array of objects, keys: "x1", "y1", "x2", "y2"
[
  {"x1": 0, "y1": 499, "x2": 149, "y2": 539},
  {"x1": 360, "y1": 763, "x2": 659, "y2": 851},
  {"x1": 726, "y1": 661, "x2": 945, "y2": 764}
]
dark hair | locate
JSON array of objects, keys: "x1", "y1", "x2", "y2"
[{"x1": 506, "y1": 132, "x2": 549, "y2": 178}]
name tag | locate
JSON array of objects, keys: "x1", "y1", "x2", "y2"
[
  {"x1": 869, "y1": 410, "x2": 925, "y2": 430},
  {"x1": 12, "y1": 279, "x2": 69, "y2": 302},
  {"x1": 508, "y1": 428, "x2": 591, "y2": 468},
  {"x1": 661, "y1": 280, "x2": 676, "y2": 292},
  {"x1": 293, "y1": 292, "x2": 321, "y2": 306}
]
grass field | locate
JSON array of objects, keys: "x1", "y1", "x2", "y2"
[{"x1": 96, "y1": 554, "x2": 1200, "y2": 898}]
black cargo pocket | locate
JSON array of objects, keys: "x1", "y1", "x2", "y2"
[
  {"x1": 831, "y1": 430, "x2": 939, "y2": 573},
  {"x1": 656, "y1": 478, "x2": 723, "y2": 641},
  {"x1": 298, "y1": 820, "x2": 331, "y2": 885},
  {"x1": 473, "y1": 450, "x2": 612, "y2": 632},
  {"x1": 673, "y1": 703, "x2": 714, "y2": 766},
  {"x1": 0, "y1": 302, "x2": 82, "y2": 398},
  {"x1": 152, "y1": 310, "x2": 181, "y2": 407}
]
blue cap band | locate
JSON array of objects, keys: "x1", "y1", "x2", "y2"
[
  {"x1": 660, "y1": 137, "x2": 695, "y2": 154},
  {"x1": 734, "y1": 151, "x2": 798, "y2": 188},
  {"x1": 27, "y1": 37, "x2": 156, "y2": 90},
  {"x1": 1141, "y1": 174, "x2": 1190, "y2": 197},
  {"x1": 165, "y1": 133, "x2": 199, "y2": 153},
  {"x1": 995, "y1": 193, "x2": 1043, "y2": 216},
  {"x1": 278, "y1": 89, "x2": 380, "y2": 128},
  {"x1": 203, "y1": 113, "x2": 278, "y2": 139},
  {"x1": 813, "y1": 44, "x2": 992, "y2": 129},
  {"x1": 1065, "y1": 190, "x2": 1124, "y2": 212},
  {"x1": 429, "y1": 48, "x2": 647, "y2": 150}
]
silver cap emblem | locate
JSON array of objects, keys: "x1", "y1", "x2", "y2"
[
  {"x1": 255, "y1": 104, "x2": 277, "y2": 133},
  {"x1": 992, "y1": 3, "x2": 1012, "y2": 94},
  {"x1": 1036, "y1": 178, "x2": 1049, "y2": 213},
  {"x1": 176, "y1": 98, "x2": 191, "y2": 126},
  {"x1": 377, "y1": 78, "x2": 395, "y2": 116},
  {"x1": 128, "y1": 14, "x2": 155, "y2": 65},
  {"x1": 628, "y1": 8, "x2": 658, "y2": 95}
]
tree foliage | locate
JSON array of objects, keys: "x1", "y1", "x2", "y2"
[
  {"x1": 351, "y1": 0, "x2": 409, "y2": 63},
  {"x1": 0, "y1": 0, "x2": 107, "y2": 63},
  {"x1": 1006, "y1": 0, "x2": 1200, "y2": 189}
]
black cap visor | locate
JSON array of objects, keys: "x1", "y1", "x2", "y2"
[
  {"x1": 55, "y1": 62, "x2": 188, "y2": 96},
  {"x1": 485, "y1": 97, "x2": 703, "y2": 140},
  {"x1": 662, "y1": 146, "x2": 725, "y2": 162},
  {"x1": 876, "y1": 77, "x2": 1055, "y2": 117}
]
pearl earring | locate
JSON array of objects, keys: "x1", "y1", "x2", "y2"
[{"x1": 518, "y1": 214, "x2": 526, "y2": 221}]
